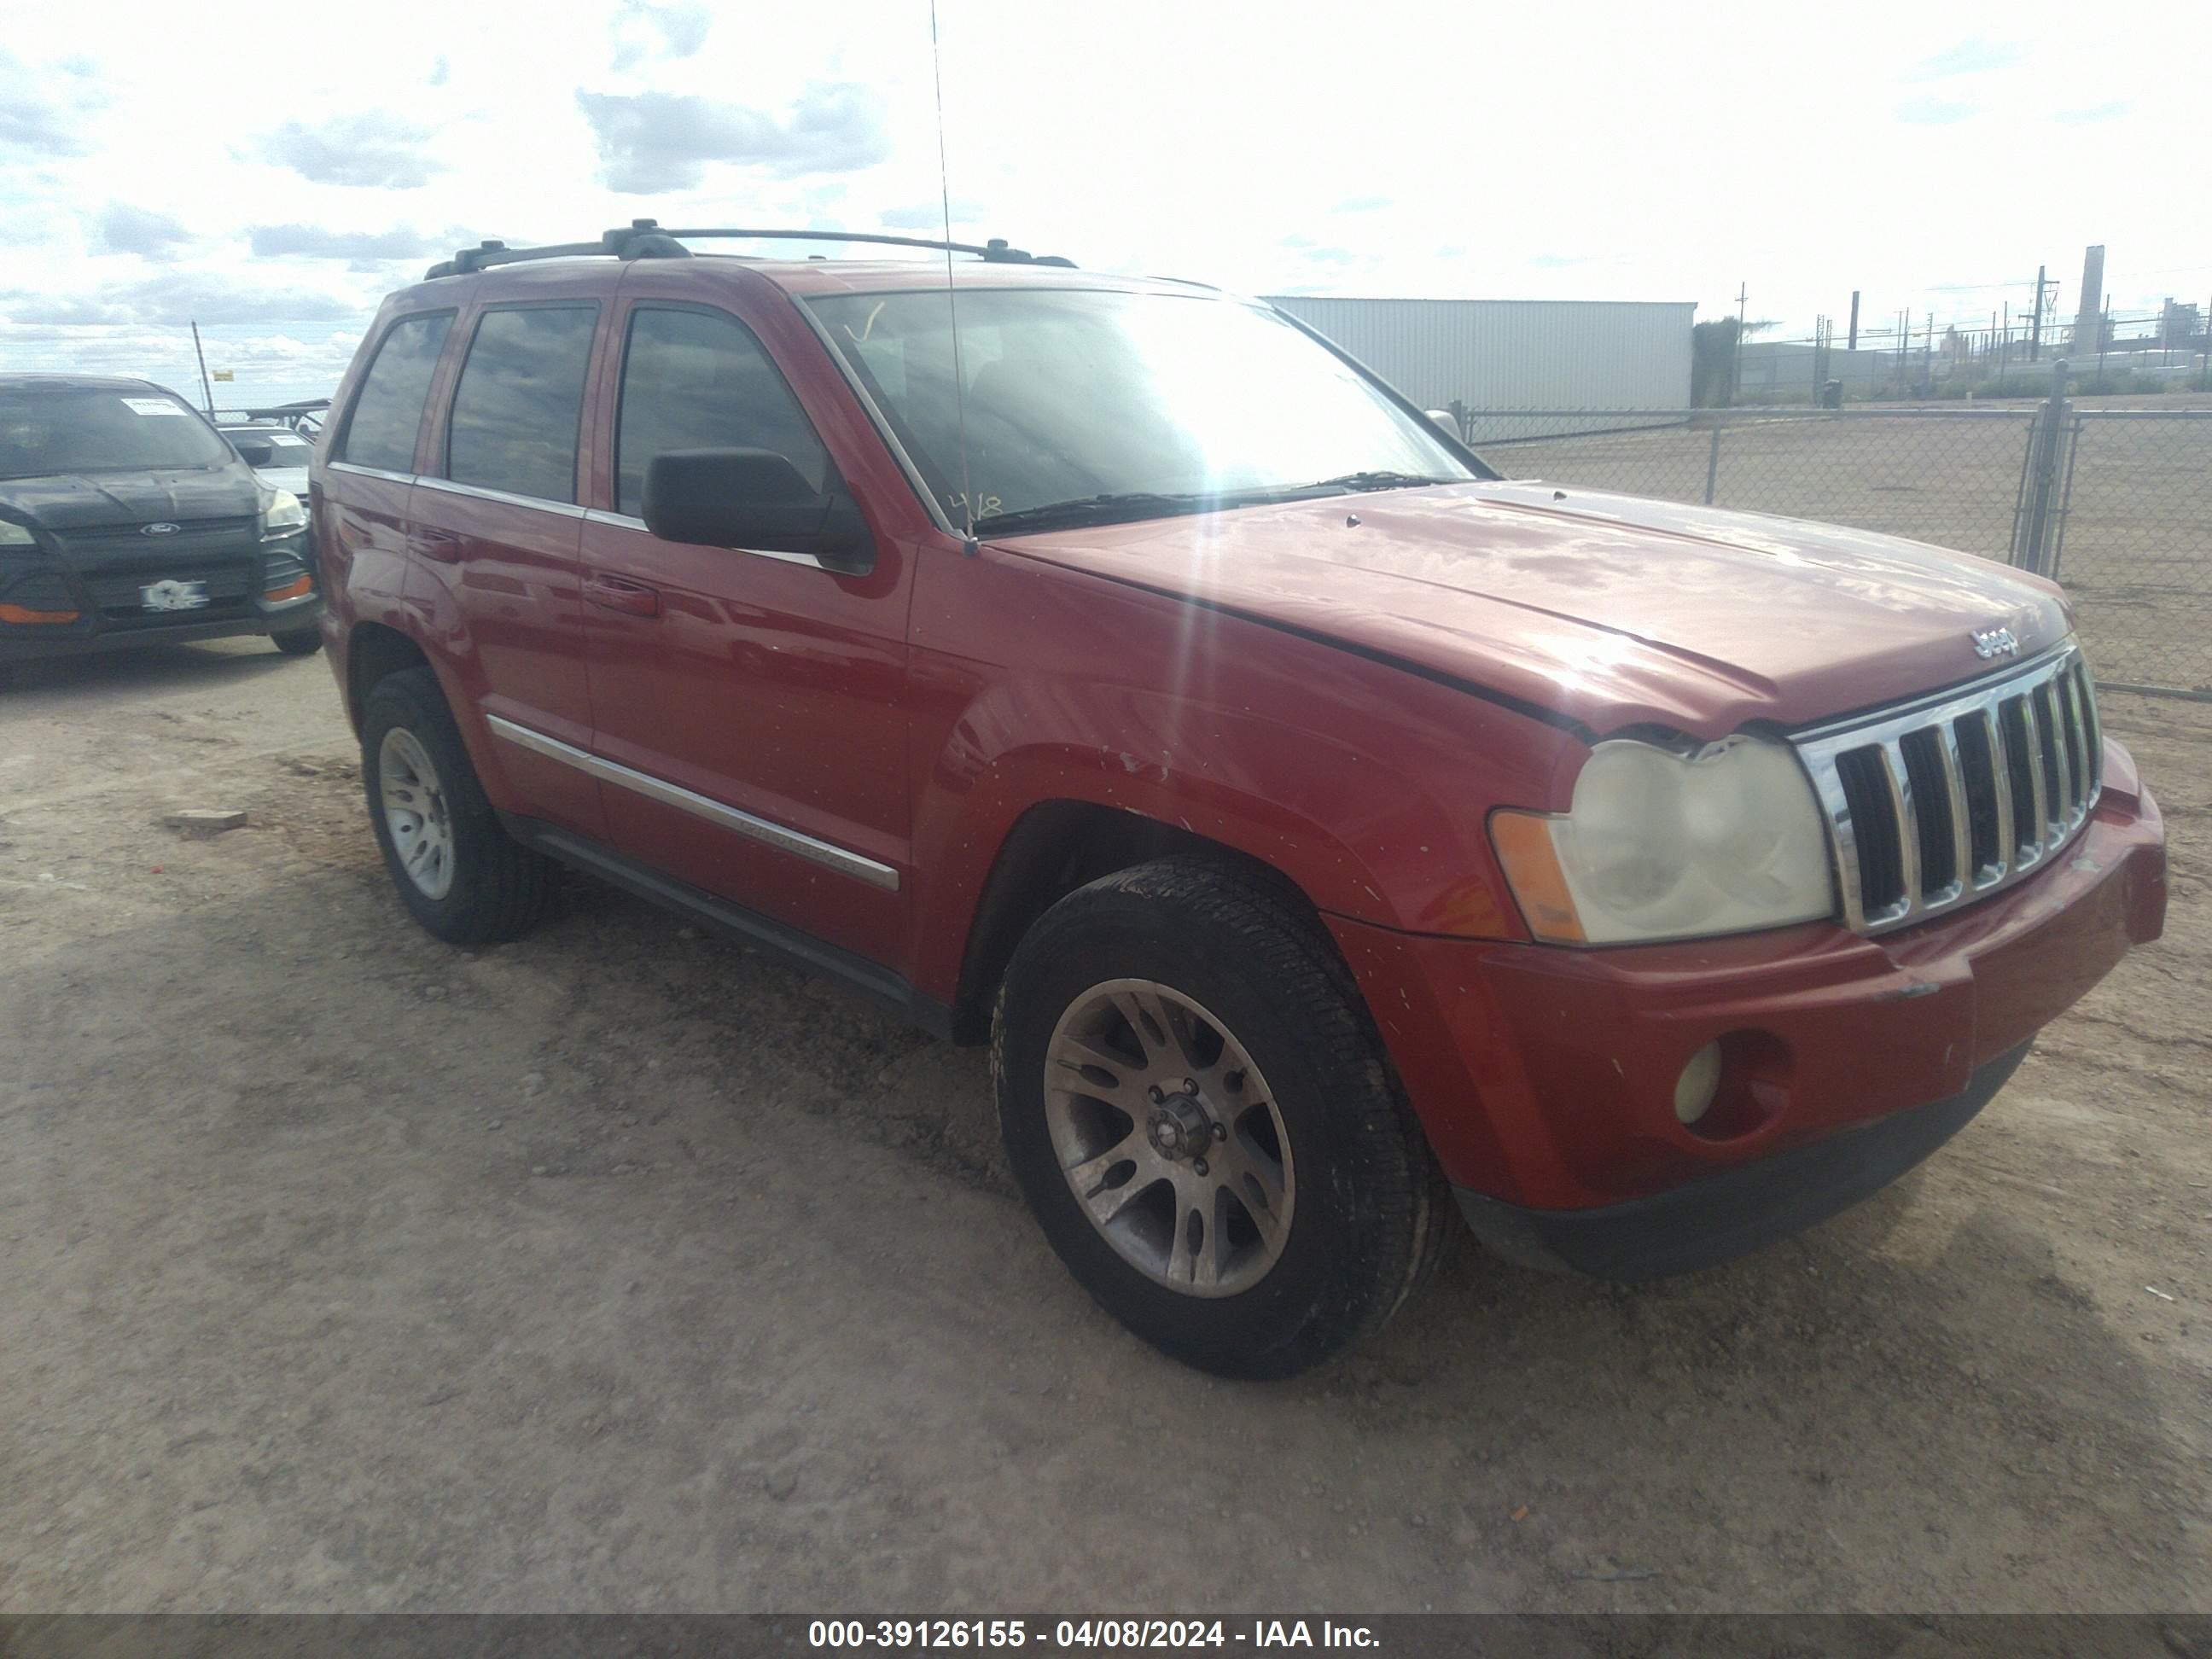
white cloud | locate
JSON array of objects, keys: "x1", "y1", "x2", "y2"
[
  {"x1": 255, "y1": 114, "x2": 445, "y2": 189},
  {"x1": 97, "y1": 203, "x2": 190, "y2": 258},
  {"x1": 576, "y1": 84, "x2": 892, "y2": 192},
  {"x1": 0, "y1": 0, "x2": 2199, "y2": 413}
]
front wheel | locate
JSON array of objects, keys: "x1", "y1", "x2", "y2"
[
  {"x1": 992, "y1": 859, "x2": 1451, "y2": 1379},
  {"x1": 271, "y1": 627, "x2": 323, "y2": 657}
]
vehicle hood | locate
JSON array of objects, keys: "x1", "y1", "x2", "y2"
[
  {"x1": 0, "y1": 465, "x2": 260, "y2": 532},
  {"x1": 987, "y1": 481, "x2": 2071, "y2": 739}
]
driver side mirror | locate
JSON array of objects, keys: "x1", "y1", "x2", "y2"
[
  {"x1": 642, "y1": 448, "x2": 876, "y2": 577},
  {"x1": 233, "y1": 438, "x2": 275, "y2": 467},
  {"x1": 1423, "y1": 410, "x2": 1461, "y2": 442}
]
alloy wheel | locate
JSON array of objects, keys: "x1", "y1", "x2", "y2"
[
  {"x1": 378, "y1": 727, "x2": 456, "y2": 900},
  {"x1": 1042, "y1": 978, "x2": 1295, "y2": 1297}
]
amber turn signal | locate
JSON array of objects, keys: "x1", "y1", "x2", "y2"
[
  {"x1": 0, "y1": 602, "x2": 80, "y2": 625},
  {"x1": 263, "y1": 575, "x2": 315, "y2": 602},
  {"x1": 1488, "y1": 810, "x2": 1586, "y2": 944}
]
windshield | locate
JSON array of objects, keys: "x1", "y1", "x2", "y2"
[
  {"x1": 0, "y1": 386, "x2": 234, "y2": 480},
  {"x1": 806, "y1": 288, "x2": 1479, "y2": 529}
]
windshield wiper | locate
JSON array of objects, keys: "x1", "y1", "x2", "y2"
[
  {"x1": 970, "y1": 473, "x2": 1458, "y2": 538},
  {"x1": 969, "y1": 492, "x2": 1218, "y2": 537},
  {"x1": 1301, "y1": 469, "x2": 1460, "y2": 492}
]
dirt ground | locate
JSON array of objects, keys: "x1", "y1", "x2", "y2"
[{"x1": 0, "y1": 640, "x2": 2205, "y2": 1615}]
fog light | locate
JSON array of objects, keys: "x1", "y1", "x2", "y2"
[{"x1": 1674, "y1": 1042, "x2": 1723, "y2": 1125}]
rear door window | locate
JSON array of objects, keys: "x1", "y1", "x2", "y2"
[
  {"x1": 338, "y1": 312, "x2": 453, "y2": 474},
  {"x1": 614, "y1": 306, "x2": 829, "y2": 518},
  {"x1": 445, "y1": 306, "x2": 599, "y2": 504}
]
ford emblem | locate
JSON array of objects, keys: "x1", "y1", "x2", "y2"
[
  {"x1": 140, "y1": 521, "x2": 182, "y2": 537},
  {"x1": 1970, "y1": 626, "x2": 2020, "y2": 660}
]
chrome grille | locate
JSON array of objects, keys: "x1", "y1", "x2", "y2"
[{"x1": 1791, "y1": 643, "x2": 2102, "y2": 934}]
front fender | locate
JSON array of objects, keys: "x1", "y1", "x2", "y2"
[{"x1": 901, "y1": 560, "x2": 1587, "y2": 1004}]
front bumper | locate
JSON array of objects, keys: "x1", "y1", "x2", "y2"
[
  {"x1": 1328, "y1": 740, "x2": 2166, "y2": 1268},
  {"x1": 1455, "y1": 1041, "x2": 2031, "y2": 1277},
  {"x1": 0, "y1": 592, "x2": 323, "y2": 661},
  {"x1": 0, "y1": 531, "x2": 321, "y2": 662}
]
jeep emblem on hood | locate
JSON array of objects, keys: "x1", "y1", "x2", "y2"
[
  {"x1": 139, "y1": 521, "x2": 181, "y2": 537},
  {"x1": 1971, "y1": 626, "x2": 2020, "y2": 659}
]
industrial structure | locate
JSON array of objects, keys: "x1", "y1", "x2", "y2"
[{"x1": 1263, "y1": 296, "x2": 1695, "y2": 427}]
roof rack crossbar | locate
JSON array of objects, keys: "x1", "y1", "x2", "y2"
[{"x1": 423, "y1": 220, "x2": 1074, "y2": 281}]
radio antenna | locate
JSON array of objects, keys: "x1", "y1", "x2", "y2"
[{"x1": 928, "y1": 0, "x2": 979, "y2": 553}]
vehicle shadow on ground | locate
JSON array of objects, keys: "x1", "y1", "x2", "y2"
[{"x1": 3, "y1": 640, "x2": 302, "y2": 701}]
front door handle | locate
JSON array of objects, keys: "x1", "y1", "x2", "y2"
[
  {"x1": 412, "y1": 527, "x2": 463, "y2": 564},
  {"x1": 584, "y1": 573, "x2": 661, "y2": 617}
]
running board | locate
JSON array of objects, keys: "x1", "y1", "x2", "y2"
[{"x1": 498, "y1": 813, "x2": 956, "y2": 1041}]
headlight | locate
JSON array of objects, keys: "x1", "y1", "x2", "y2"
[
  {"x1": 0, "y1": 520, "x2": 36, "y2": 547},
  {"x1": 1491, "y1": 736, "x2": 1835, "y2": 944},
  {"x1": 259, "y1": 488, "x2": 306, "y2": 539}
]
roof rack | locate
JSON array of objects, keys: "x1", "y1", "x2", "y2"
[{"x1": 425, "y1": 219, "x2": 1075, "y2": 280}]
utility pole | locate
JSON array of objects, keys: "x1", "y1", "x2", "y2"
[
  {"x1": 1847, "y1": 289, "x2": 1860, "y2": 352},
  {"x1": 2000, "y1": 300, "x2": 2010, "y2": 380},
  {"x1": 1731, "y1": 281, "x2": 1747, "y2": 406},
  {"x1": 190, "y1": 321, "x2": 215, "y2": 417},
  {"x1": 2029, "y1": 265, "x2": 2046, "y2": 360}
]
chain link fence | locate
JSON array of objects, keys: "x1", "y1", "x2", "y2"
[
  {"x1": 1461, "y1": 393, "x2": 2212, "y2": 699},
  {"x1": 2049, "y1": 411, "x2": 2212, "y2": 696}
]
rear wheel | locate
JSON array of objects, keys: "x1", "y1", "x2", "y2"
[
  {"x1": 992, "y1": 858, "x2": 1451, "y2": 1378},
  {"x1": 272, "y1": 627, "x2": 323, "y2": 657},
  {"x1": 359, "y1": 667, "x2": 554, "y2": 944}
]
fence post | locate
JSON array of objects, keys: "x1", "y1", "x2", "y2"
[
  {"x1": 1703, "y1": 422, "x2": 1723, "y2": 505},
  {"x1": 2017, "y1": 358, "x2": 2070, "y2": 575}
]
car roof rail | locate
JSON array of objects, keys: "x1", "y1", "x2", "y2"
[{"x1": 422, "y1": 219, "x2": 1075, "y2": 280}]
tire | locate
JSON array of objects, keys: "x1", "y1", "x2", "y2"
[
  {"x1": 358, "y1": 666, "x2": 554, "y2": 945},
  {"x1": 992, "y1": 857, "x2": 1452, "y2": 1379},
  {"x1": 272, "y1": 627, "x2": 323, "y2": 657}
]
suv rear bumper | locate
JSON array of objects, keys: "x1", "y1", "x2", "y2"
[{"x1": 1327, "y1": 741, "x2": 2166, "y2": 1271}]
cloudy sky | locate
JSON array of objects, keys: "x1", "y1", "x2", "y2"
[{"x1": 3, "y1": 0, "x2": 2203, "y2": 405}]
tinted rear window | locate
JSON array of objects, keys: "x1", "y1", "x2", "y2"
[
  {"x1": 0, "y1": 387, "x2": 232, "y2": 480},
  {"x1": 445, "y1": 306, "x2": 598, "y2": 504},
  {"x1": 340, "y1": 312, "x2": 453, "y2": 473}
]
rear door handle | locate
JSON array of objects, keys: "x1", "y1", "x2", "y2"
[
  {"x1": 412, "y1": 528, "x2": 463, "y2": 564},
  {"x1": 584, "y1": 573, "x2": 661, "y2": 617}
]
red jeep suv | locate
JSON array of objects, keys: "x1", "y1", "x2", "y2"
[{"x1": 314, "y1": 223, "x2": 2167, "y2": 1377}]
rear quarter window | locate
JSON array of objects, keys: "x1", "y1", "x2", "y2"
[{"x1": 338, "y1": 312, "x2": 454, "y2": 474}]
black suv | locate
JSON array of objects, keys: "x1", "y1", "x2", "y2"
[{"x1": 0, "y1": 375, "x2": 323, "y2": 667}]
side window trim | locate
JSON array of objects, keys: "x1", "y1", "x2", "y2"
[
  {"x1": 332, "y1": 308, "x2": 457, "y2": 472},
  {"x1": 612, "y1": 300, "x2": 833, "y2": 521},
  {"x1": 581, "y1": 505, "x2": 824, "y2": 569},
  {"x1": 439, "y1": 300, "x2": 602, "y2": 505}
]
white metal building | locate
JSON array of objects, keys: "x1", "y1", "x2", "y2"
[{"x1": 1262, "y1": 296, "x2": 1695, "y2": 420}]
